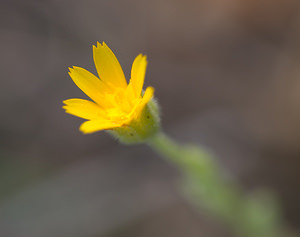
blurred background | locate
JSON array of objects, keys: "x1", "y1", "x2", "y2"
[{"x1": 1, "y1": 0, "x2": 300, "y2": 236}]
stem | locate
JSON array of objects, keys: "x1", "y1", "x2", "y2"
[{"x1": 148, "y1": 132, "x2": 290, "y2": 237}]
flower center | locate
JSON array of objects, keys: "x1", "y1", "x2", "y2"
[{"x1": 105, "y1": 88, "x2": 138, "y2": 122}]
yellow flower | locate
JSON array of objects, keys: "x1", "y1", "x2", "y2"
[{"x1": 63, "y1": 42, "x2": 156, "y2": 137}]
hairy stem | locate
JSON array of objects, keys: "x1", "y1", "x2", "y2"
[{"x1": 148, "y1": 132, "x2": 291, "y2": 237}]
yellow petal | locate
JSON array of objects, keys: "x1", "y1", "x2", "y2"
[
  {"x1": 93, "y1": 42, "x2": 127, "y2": 89},
  {"x1": 79, "y1": 119, "x2": 121, "y2": 134},
  {"x1": 125, "y1": 82, "x2": 136, "y2": 104},
  {"x1": 129, "y1": 54, "x2": 148, "y2": 98},
  {"x1": 136, "y1": 86, "x2": 154, "y2": 114},
  {"x1": 63, "y1": 98, "x2": 106, "y2": 120},
  {"x1": 68, "y1": 66, "x2": 109, "y2": 105}
]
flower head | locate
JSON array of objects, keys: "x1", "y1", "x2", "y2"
[{"x1": 63, "y1": 42, "x2": 159, "y2": 143}]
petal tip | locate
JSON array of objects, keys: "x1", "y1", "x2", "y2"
[
  {"x1": 79, "y1": 122, "x2": 94, "y2": 134},
  {"x1": 147, "y1": 86, "x2": 155, "y2": 94},
  {"x1": 62, "y1": 100, "x2": 68, "y2": 105}
]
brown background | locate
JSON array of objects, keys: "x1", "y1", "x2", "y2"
[{"x1": 1, "y1": 0, "x2": 300, "y2": 236}]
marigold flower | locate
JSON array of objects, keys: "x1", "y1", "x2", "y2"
[{"x1": 63, "y1": 42, "x2": 159, "y2": 143}]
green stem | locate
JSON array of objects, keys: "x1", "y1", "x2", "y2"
[{"x1": 148, "y1": 132, "x2": 290, "y2": 237}]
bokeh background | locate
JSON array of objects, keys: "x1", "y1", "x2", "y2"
[{"x1": 1, "y1": 0, "x2": 300, "y2": 236}]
